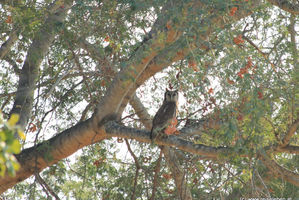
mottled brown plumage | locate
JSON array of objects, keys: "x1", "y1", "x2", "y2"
[{"x1": 150, "y1": 89, "x2": 178, "y2": 141}]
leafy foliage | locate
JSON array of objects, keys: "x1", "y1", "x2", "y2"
[
  {"x1": 0, "y1": 0, "x2": 298, "y2": 199},
  {"x1": 0, "y1": 113, "x2": 25, "y2": 177}
]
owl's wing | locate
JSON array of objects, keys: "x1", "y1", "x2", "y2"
[{"x1": 152, "y1": 102, "x2": 177, "y2": 129}]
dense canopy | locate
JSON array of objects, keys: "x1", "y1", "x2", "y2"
[{"x1": 0, "y1": 0, "x2": 298, "y2": 199}]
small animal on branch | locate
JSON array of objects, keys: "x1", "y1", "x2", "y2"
[{"x1": 150, "y1": 89, "x2": 179, "y2": 142}]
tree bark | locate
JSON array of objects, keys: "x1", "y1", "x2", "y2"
[
  {"x1": 9, "y1": 0, "x2": 73, "y2": 129},
  {"x1": 0, "y1": 28, "x2": 18, "y2": 60},
  {"x1": 130, "y1": 94, "x2": 193, "y2": 199},
  {"x1": 163, "y1": 147, "x2": 192, "y2": 200},
  {"x1": 267, "y1": 0, "x2": 299, "y2": 15},
  {"x1": 6, "y1": 0, "x2": 299, "y2": 195}
]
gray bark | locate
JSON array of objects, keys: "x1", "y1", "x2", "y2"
[{"x1": 9, "y1": 0, "x2": 73, "y2": 130}]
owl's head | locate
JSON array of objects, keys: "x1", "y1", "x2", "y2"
[{"x1": 164, "y1": 89, "x2": 179, "y2": 102}]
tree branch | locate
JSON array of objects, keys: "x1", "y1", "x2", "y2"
[
  {"x1": 35, "y1": 173, "x2": 61, "y2": 200},
  {"x1": 243, "y1": 35, "x2": 276, "y2": 72},
  {"x1": 129, "y1": 93, "x2": 193, "y2": 199},
  {"x1": 275, "y1": 145, "x2": 299, "y2": 154},
  {"x1": 105, "y1": 121, "x2": 230, "y2": 158},
  {"x1": 267, "y1": 0, "x2": 299, "y2": 15},
  {"x1": 129, "y1": 94, "x2": 152, "y2": 129},
  {"x1": 150, "y1": 150, "x2": 163, "y2": 200},
  {"x1": 0, "y1": 28, "x2": 18, "y2": 60},
  {"x1": 125, "y1": 139, "x2": 140, "y2": 200},
  {"x1": 93, "y1": 0, "x2": 186, "y2": 125},
  {"x1": 163, "y1": 147, "x2": 192, "y2": 200},
  {"x1": 9, "y1": 0, "x2": 74, "y2": 129},
  {"x1": 281, "y1": 117, "x2": 299, "y2": 147},
  {"x1": 0, "y1": 117, "x2": 103, "y2": 193},
  {"x1": 258, "y1": 151, "x2": 299, "y2": 187},
  {"x1": 117, "y1": 0, "x2": 261, "y2": 117}
]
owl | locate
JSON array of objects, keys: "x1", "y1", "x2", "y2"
[{"x1": 150, "y1": 89, "x2": 179, "y2": 141}]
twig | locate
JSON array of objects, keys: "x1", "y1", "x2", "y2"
[
  {"x1": 71, "y1": 49, "x2": 93, "y2": 101},
  {"x1": 255, "y1": 168, "x2": 271, "y2": 198},
  {"x1": 33, "y1": 80, "x2": 83, "y2": 145},
  {"x1": 150, "y1": 150, "x2": 163, "y2": 200},
  {"x1": 0, "y1": 71, "x2": 99, "y2": 98},
  {"x1": 79, "y1": 101, "x2": 95, "y2": 122},
  {"x1": 45, "y1": 66, "x2": 72, "y2": 98},
  {"x1": 121, "y1": 113, "x2": 137, "y2": 121},
  {"x1": 222, "y1": 165, "x2": 247, "y2": 186},
  {"x1": 125, "y1": 139, "x2": 140, "y2": 200},
  {"x1": 243, "y1": 35, "x2": 277, "y2": 72},
  {"x1": 35, "y1": 173, "x2": 61, "y2": 200}
]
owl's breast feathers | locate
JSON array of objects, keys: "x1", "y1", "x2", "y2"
[{"x1": 152, "y1": 101, "x2": 177, "y2": 128}]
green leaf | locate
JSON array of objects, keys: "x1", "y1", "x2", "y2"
[{"x1": 7, "y1": 114, "x2": 19, "y2": 127}]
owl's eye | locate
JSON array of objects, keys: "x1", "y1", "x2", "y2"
[
  {"x1": 167, "y1": 93, "x2": 171, "y2": 96},
  {"x1": 173, "y1": 93, "x2": 176, "y2": 96}
]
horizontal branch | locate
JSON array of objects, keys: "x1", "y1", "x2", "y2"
[
  {"x1": 105, "y1": 121, "x2": 299, "y2": 187},
  {"x1": 275, "y1": 145, "x2": 299, "y2": 154},
  {"x1": 104, "y1": 121, "x2": 230, "y2": 158},
  {"x1": 1, "y1": 117, "x2": 298, "y2": 194},
  {"x1": 105, "y1": 120, "x2": 299, "y2": 157}
]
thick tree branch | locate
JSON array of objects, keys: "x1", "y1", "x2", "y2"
[
  {"x1": 9, "y1": 0, "x2": 73, "y2": 129},
  {"x1": 162, "y1": 147, "x2": 192, "y2": 200},
  {"x1": 258, "y1": 152, "x2": 299, "y2": 187},
  {"x1": 117, "y1": 0, "x2": 260, "y2": 116},
  {"x1": 94, "y1": 0, "x2": 186, "y2": 125},
  {"x1": 280, "y1": 118, "x2": 299, "y2": 147},
  {"x1": 104, "y1": 121, "x2": 230, "y2": 158},
  {"x1": 129, "y1": 94, "x2": 152, "y2": 129},
  {"x1": 117, "y1": 38, "x2": 190, "y2": 116},
  {"x1": 275, "y1": 145, "x2": 299, "y2": 154},
  {"x1": 267, "y1": 0, "x2": 299, "y2": 15},
  {"x1": 105, "y1": 121, "x2": 299, "y2": 157},
  {"x1": 0, "y1": 117, "x2": 103, "y2": 194}
]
